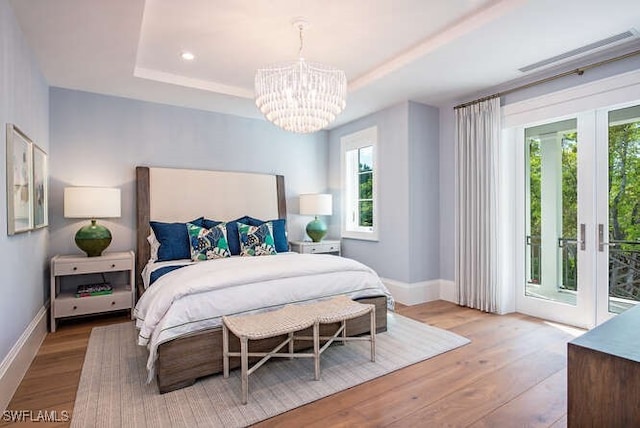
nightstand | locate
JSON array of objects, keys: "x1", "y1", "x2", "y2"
[
  {"x1": 289, "y1": 240, "x2": 341, "y2": 256},
  {"x1": 50, "y1": 251, "x2": 135, "y2": 332}
]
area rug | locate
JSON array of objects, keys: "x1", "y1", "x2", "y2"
[{"x1": 71, "y1": 313, "x2": 469, "y2": 428}]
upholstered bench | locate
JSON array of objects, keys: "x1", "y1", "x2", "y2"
[{"x1": 222, "y1": 295, "x2": 376, "y2": 404}]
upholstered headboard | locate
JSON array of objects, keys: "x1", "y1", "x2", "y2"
[{"x1": 135, "y1": 166, "x2": 286, "y2": 295}]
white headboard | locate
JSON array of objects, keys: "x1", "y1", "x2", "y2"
[
  {"x1": 136, "y1": 166, "x2": 286, "y2": 293},
  {"x1": 148, "y1": 167, "x2": 281, "y2": 221}
]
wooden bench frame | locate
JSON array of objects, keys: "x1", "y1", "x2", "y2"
[{"x1": 222, "y1": 296, "x2": 376, "y2": 404}]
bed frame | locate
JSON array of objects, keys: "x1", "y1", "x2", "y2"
[{"x1": 135, "y1": 166, "x2": 388, "y2": 393}]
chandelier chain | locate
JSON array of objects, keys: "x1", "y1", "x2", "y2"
[{"x1": 298, "y1": 24, "x2": 304, "y2": 58}]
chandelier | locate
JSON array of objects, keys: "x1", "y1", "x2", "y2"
[{"x1": 255, "y1": 19, "x2": 347, "y2": 134}]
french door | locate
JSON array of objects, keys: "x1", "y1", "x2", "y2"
[
  {"x1": 595, "y1": 103, "x2": 640, "y2": 324},
  {"x1": 516, "y1": 102, "x2": 640, "y2": 328}
]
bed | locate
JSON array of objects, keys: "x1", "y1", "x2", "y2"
[{"x1": 135, "y1": 166, "x2": 392, "y2": 393}]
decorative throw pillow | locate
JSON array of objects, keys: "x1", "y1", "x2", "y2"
[
  {"x1": 245, "y1": 217, "x2": 289, "y2": 253},
  {"x1": 186, "y1": 222, "x2": 231, "y2": 261},
  {"x1": 237, "y1": 222, "x2": 277, "y2": 256}
]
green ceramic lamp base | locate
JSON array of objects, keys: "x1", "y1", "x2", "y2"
[
  {"x1": 75, "y1": 219, "x2": 112, "y2": 257},
  {"x1": 305, "y1": 216, "x2": 327, "y2": 243}
]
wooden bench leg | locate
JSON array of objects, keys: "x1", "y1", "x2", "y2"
[
  {"x1": 241, "y1": 337, "x2": 248, "y2": 405},
  {"x1": 313, "y1": 322, "x2": 320, "y2": 381},
  {"x1": 223, "y1": 323, "x2": 229, "y2": 378},
  {"x1": 288, "y1": 331, "x2": 294, "y2": 359},
  {"x1": 370, "y1": 306, "x2": 376, "y2": 362}
]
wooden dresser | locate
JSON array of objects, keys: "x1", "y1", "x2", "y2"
[{"x1": 568, "y1": 304, "x2": 640, "y2": 427}]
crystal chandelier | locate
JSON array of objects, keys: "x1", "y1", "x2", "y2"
[{"x1": 255, "y1": 19, "x2": 347, "y2": 134}]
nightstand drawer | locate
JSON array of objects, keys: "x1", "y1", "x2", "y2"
[
  {"x1": 290, "y1": 240, "x2": 341, "y2": 255},
  {"x1": 54, "y1": 258, "x2": 132, "y2": 276},
  {"x1": 307, "y1": 243, "x2": 340, "y2": 253},
  {"x1": 54, "y1": 290, "x2": 132, "y2": 317}
]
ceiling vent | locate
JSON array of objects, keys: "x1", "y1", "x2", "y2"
[{"x1": 518, "y1": 29, "x2": 639, "y2": 73}]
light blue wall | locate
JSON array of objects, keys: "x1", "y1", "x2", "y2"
[
  {"x1": 408, "y1": 102, "x2": 439, "y2": 283},
  {"x1": 328, "y1": 103, "x2": 410, "y2": 282},
  {"x1": 49, "y1": 88, "x2": 329, "y2": 259},
  {"x1": 328, "y1": 101, "x2": 440, "y2": 284},
  {"x1": 438, "y1": 105, "x2": 456, "y2": 281},
  {"x1": 0, "y1": 1, "x2": 50, "y2": 363}
]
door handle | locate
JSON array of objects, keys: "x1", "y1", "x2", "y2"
[
  {"x1": 558, "y1": 224, "x2": 586, "y2": 251},
  {"x1": 598, "y1": 224, "x2": 617, "y2": 252},
  {"x1": 579, "y1": 223, "x2": 585, "y2": 251}
]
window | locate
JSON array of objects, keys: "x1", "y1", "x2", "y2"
[{"x1": 341, "y1": 126, "x2": 378, "y2": 240}]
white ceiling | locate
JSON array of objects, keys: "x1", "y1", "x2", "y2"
[{"x1": 9, "y1": 0, "x2": 640, "y2": 129}]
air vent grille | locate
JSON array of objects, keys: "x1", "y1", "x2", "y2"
[{"x1": 519, "y1": 29, "x2": 638, "y2": 73}]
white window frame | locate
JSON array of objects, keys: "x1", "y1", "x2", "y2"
[{"x1": 340, "y1": 126, "x2": 378, "y2": 241}]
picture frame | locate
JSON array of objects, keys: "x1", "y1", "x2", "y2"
[
  {"x1": 6, "y1": 124, "x2": 34, "y2": 235},
  {"x1": 32, "y1": 143, "x2": 48, "y2": 229}
]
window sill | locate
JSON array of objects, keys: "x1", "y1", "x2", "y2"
[{"x1": 341, "y1": 232, "x2": 379, "y2": 242}]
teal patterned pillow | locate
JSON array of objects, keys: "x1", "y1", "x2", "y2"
[
  {"x1": 237, "y1": 222, "x2": 277, "y2": 256},
  {"x1": 186, "y1": 222, "x2": 231, "y2": 261}
]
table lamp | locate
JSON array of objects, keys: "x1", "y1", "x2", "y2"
[
  {"x1": 299, "y1": 193, "x2": 332, "y2": 242},
  {"x1": 64, "y1": 187, "x2": 121, "y2": 257}
]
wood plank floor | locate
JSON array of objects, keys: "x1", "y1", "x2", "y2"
[{"x1": 1, "y1": 302, "x2": 581, "y2": 427}]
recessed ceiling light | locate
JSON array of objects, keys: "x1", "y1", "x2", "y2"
[{"x1": 181, "y1": 51, "x2": 195, "y2": 61}]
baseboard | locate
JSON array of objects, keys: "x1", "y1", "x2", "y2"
[
  {"x1": 381, "y1": 278, "x2": 440, "y2": 306},
  {"x1": 439, "y1": 280, "x2": 456, "y2": 303},
  {"x1": 0, "y1": 305, "x2": 48, "y2": 412},
  {"x1": 382, "y1": 278, "x2": 457, "y2": 306}
]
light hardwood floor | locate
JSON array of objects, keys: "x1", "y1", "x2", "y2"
[{"x1": 2, "y1": 302, "x2": 579, "y2": 427}]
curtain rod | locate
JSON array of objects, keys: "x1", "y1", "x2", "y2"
[{"x1": 453, "y1": 48, "x2": 640, "y2": 110}]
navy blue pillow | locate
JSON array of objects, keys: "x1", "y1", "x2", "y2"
[
  {"x1": 150, "y1": 217, "x2": 204, "y2": 261},
  {"x1": 225, "y1": 216, "x2": 250, "y2": 256},
  {"x1": 246, "y1": 217, "x2": 288, "y2": 253},
  {"x1": 203, "y1": 218, "x2": 222, "y2": 229}
]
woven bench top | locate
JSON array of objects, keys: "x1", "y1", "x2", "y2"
[
  {"x1": 223, "y1": 295, "x2": 374, "y2": 340},
  {"x1": 308, "y1": 295, "x2": 374, "y2": 324}
]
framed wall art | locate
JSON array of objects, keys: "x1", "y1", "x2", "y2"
[
  {"x1": 6, "y1": 124, "x2": 34, "y2": 235},
  {"x1": 32, "y1": 143, "x2": 48, "y2": 229}
]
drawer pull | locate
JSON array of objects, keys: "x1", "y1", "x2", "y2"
[
  {"x1": 111, "y1": 264, "x2": 116, "y2": 268},
  {"x1": 73, "y1": 267, "x2": 78, "y2": 271},
  {"x1": 73, "y1": 305, "x2": 77, "y2": 310},
  {"x1": 111, "y1": 301, "x2": 116, "y2": 305},
  {"x1": 311, "y1": 248, "x2": 316, "y2": 252}
]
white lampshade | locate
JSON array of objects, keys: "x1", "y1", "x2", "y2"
[
  {"x1": 64, "y1": 187, "x2": 121, "y2": 219},
  {"x1": 299, "y1": 194, "x2": 332, "y2": 216}
]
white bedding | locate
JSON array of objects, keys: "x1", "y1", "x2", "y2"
[{"x1": 134, "y1": 253, "x2": 393, "y2": 380}]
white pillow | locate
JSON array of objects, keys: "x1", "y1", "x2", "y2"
[{"x1": 147, "y1": 230, "x2": 160, "y2": 262}]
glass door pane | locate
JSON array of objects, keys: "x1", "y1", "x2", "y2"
[
  {"x1": 525, "y1": 119, "x2": 578, "y2": 305},
  {"x1": 606, "y1": 105, "x2": 640, "y2": 314}
]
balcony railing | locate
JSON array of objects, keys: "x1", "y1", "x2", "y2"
[
  {"x1": 558, "y1": 237, "x2": 577, "y2": 291},
  {"x1": 526, "y1": 235, "x2": 640, "y2": 304},
  {"x1": 609, "y1": 240, "x2": 640, "y2": 303},
  {"x1": 526, "y1": 235, "x2": 541, "y2": 285}
]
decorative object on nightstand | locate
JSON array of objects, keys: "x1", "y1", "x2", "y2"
[
  {"x1": 50, "y1": 251, "x2": 135, "y2": 332},
  {"x1": 64, "y1": 187, "x2": 121, "y2": 257},
  {"x1": 299, "y1": 193, "x2": 332, "y2": 242},
  {"x1": 289, "y1": 240, "x2": 341, "y2": 256}
]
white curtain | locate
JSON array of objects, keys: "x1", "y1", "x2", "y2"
[{"x1": 455, "y1": 97, "x2": 501, "y2": 313}]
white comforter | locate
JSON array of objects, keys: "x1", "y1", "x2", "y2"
[{"x1": 134, "y1": 253, "x2": 393, "y2": 379}]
